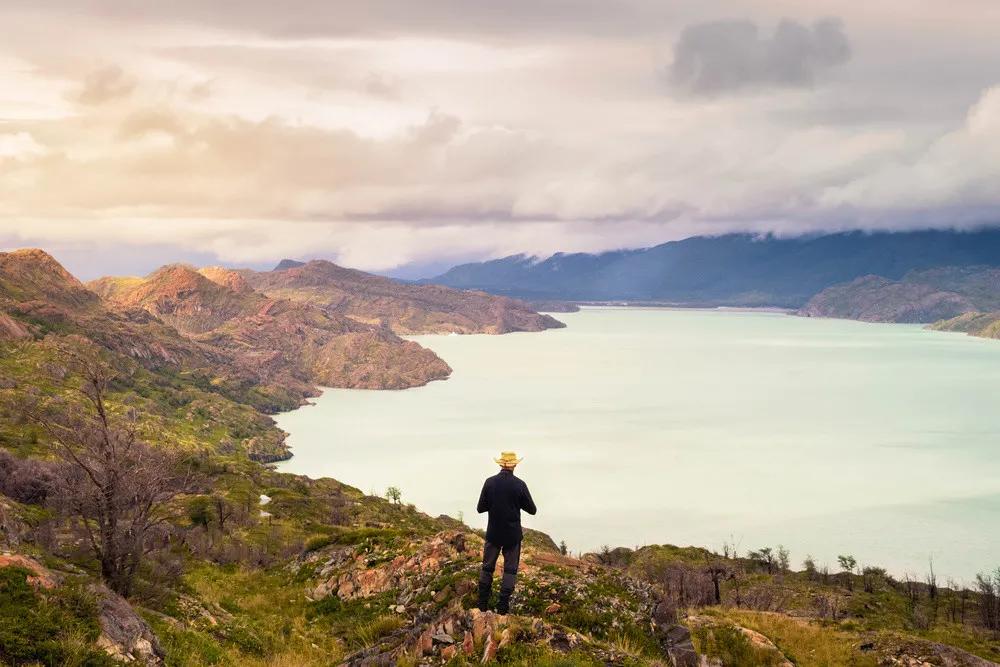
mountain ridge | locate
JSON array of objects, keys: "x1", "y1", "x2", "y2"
[
  {"x1": 88, "y1": 263, "x2": 453, "y2": 392},
  {"x1": 430, "y1": 229, "x2": 1000, "y2": 307},
  {"x1": 244, "y1": 258, "x2": 565, "y2": 335}
]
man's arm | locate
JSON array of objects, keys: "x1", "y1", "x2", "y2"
[
  {"x1": 476, "y1": 479, "x2": 490, "y2": 513},
  {"x1": 520, "y1": 482, "x2": 537, "y2": 515}
]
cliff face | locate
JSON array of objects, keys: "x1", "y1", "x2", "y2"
[{"x1": 244, "y1": 259, "x2": 564, "y2": 335}]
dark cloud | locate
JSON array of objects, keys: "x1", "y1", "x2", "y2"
[{"x1": 669, "y1": 18, "x2": 850, "y2": 95}]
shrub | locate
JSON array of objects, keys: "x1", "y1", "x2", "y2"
[
  {"x1": 304, "y1": 534, "x2": 336, "y2": 553},
  {"x1": 0, "y1": 450, "x2": 58, "y2": 505}
]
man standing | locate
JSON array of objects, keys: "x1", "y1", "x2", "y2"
[{"x1": 476, "y1": 451, "x2": 537, "y2": 615}]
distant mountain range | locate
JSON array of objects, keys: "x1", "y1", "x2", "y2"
[{"x1": 431, "y1": 229, "x2": 1000, "y2": 308}]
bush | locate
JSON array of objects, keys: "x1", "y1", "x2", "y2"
[
  {"x1": 304, "y1": 534, "x2": 336, "y2": 553},
  {"x1": 187, "y1": 496, "x2": 213, "y2": 528},
  {"x1": 692, "y1": 624, "x2": 785, "y2": 666},
  {"x1": 0, "y1": 450, "x2": 58, "y2": 505}
]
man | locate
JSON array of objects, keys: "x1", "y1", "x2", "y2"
[{"x1": 476, "y1": 451, "x2": 537, "y2": 615}]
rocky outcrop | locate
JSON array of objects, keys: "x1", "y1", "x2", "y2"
[
  {"x1": 311, "y1": 531, "x2": 475, "y2": 602},
  {"x1": 0, "y1": 552, "x2": 58, "y2": 588},
  {"x1": 306, "y1": 529, "x2": 696, "y2": 666},
  {"x1": 93, "y1": 584, "x2": 165, "y2": 665},
  {"x1": 245, "y1": 259, "x2": 564, "y2": 335},
  {"x1": 868, "y1": 633, "x2": 997, "y2": 667},
  {"x1": 0, "y1": 311, "x2": 30, "y2": 340}
]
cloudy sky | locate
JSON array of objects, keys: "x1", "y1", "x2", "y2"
[{"x1": 1, "y1": 0, "x2": 999, "y2": 279}]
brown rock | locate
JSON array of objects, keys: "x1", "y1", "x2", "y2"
[
  {"x1": 481, "y1": 633, "x2": 497, "y2": 664},
  {"x1": 544, "y1": 603, "x2": 561, "y2": 614},
  {"x1": 92, "y1": 584, "x2": 164, "y2": 665},
  {"x1": 455, "y1": 579, "x2": 475, "y2": 597},
  {"x1": 472, "y1": 609, "x2": 491, "y2": 642},
  {"x1": 441, "y1": 645, "x2": 457, "y2": 661},
  {"x1": 418, "y1": 628, "x2": 434, "y2": 656},
  {"x1": 462, "y1": 631, "x2": 475, "y2": 656},
  {"x1": 0, "y1": 553, "x2": 57, "y2": 589}
]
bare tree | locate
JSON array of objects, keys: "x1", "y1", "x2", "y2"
[
  {"x1": 705, "y1": 557, "x2": 731, "y2": 605},
  {"x1": 748, "y1": 547, "x2": 776, "y2": 574},
  {"x1": 16, "y1": 345, "x2": 189, "y2": 597},
  {"x1": 212, "y1": 495, "x2": 234, "y2": 532},
  {"x1": 926, "y1": 558, "x2": 938, "y2": 600},
  {"x1": 976, "y1": 569, "x2": 1000, "y2": 635},
  {"x1": 776, "y1": 545, "x2": 790, "y2": 572}
]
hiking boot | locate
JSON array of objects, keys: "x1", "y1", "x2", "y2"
[
  {"x1": 496, "y1": 594, "x2": 511, "y2": 615},
  {"x1": 477, "y1": 582, "x2": 492, "y2": 612}
]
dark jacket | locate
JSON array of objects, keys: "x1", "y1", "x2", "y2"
[{"x1": 477, "y1": 469, "x2": 537, "y2": 547}]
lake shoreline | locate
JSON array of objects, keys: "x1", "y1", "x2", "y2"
[{"x1": 275, "y1": 308, "x2": 1000, "y2": 581}]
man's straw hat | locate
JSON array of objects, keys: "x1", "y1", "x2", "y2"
[{"x1": 495, "y1": 451, "x2": 523, "y2": 467}]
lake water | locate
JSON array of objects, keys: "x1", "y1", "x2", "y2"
[{"x1": 275, "y1": 308, "x2": 1000, "y2": 581}]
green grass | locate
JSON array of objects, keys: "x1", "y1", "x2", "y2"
[{"x1": 0, "y1": 566, "x2": 116, "y2": 667}]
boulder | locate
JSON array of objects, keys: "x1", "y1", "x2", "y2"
[{"x1": 92, "y1": 585, "x2": 164, "y2": 665}]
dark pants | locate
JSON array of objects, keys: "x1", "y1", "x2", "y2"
[{"x1": 479, "y1": 540, "x2": 521, "y2": 599}]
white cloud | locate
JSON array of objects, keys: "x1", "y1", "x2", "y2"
[{"x1": 0, "y1": 1, "x2": 999, "y2": 276}]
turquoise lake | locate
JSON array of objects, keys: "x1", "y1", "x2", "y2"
[{"x1": 275, "y1": 307, "x2": 1000, "y2": 581}]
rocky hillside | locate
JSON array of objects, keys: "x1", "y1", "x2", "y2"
[
  {"x1": 0, "y1": 248, "x2": 103, "y2": 312},
  {"x1": 798, "y1": 275, "x2": 976, "y2": 323},
  {"x1": 4, "y1": 454, "x2": 1000, "y2": 666},
  {"x1": 89, "y1": 264, "x2": 452, "y2": 391},
  {"x1": 799, "y1": 267, "x2": 1000, "y2": 323},
  {"x1": 243, "y1": 259, "x2": 565, "y2": 335}
]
